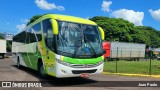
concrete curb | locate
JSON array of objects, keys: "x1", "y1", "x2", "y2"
[{"x1": 102, "y1": 72, "x2": 160, "y2": 78}]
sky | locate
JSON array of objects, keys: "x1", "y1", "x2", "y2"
[{"x1": 0, "y1": 0, "x2": 160, "y2": 35}]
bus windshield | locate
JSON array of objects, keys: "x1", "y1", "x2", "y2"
[{"x1": 56, "y1": 21, "x2": 103, "y2": 58}]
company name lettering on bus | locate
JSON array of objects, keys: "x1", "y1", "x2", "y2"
[{"x1": 1, "y1": 82, "x2": 42, "y2": 88}]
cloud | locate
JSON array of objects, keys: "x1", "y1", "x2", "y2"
[
  {"x1": 35, "y1": 0, "x2": 65, "y2": 11},
  {"x1": 149, "y1": 9, "x2": 160, "y2": 21},
  {"x1": 56, "y1": 6, "x2": 65, "y2": 11},
  {"x1": 101, "y1": 1, "x2": 112, "y2": 12},
  {"x1": 16, "y1": 24, "x2": 26, "y2": 32},
  {"x1": 111, "y1": 9, "x2": 144, "y2": 26},
  {"x1": 16, "y1": 18, "x2": 29, "y2": 32},
  {"x1": 21, "y1": 18, "x2": 29, "y2": 23}
]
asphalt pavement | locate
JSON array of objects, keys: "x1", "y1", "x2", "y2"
[{"x1": 0, "y1": 56, "x2": 160, "y2": 90}]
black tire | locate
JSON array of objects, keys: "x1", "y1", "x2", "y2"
[
  {"x1": 1, "y1": 54, "x2": 5, "y2": 59},
  {"x1": 38, "y1": 61, "x2": 46, "y2": 78},
  {"x1": 17, "y1": 57, "x2": 21, "y2": 68}
]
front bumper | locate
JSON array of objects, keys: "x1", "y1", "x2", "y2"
[{"x1": 55, "y1": 61, "x2": 104, "y2": 78}]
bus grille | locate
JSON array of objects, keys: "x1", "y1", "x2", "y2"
[
  {"x1": 72, "y1": 69, "x2": 97, "y2": 74},
  {"x1": 70, "y1": 61, "x2": 103, "y2": 68}
]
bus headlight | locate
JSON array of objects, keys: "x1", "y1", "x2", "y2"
[
  {"x1": 56, "y1": 59, "x2": 71, "y2": 66},
  {"x1": 97, "y1": 60, "x2": 103, "y2": 66}
]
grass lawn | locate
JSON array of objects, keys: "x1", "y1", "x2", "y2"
[{"x1": 103, "y1": 59, "x2": 160, "y2": 75}]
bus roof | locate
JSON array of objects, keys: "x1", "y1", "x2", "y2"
[
  {"x1": 18, "y1": 14, "x2": 98, "y2": 35},
  {"x1": 15, "y1": 14, "x2": 98, "y2": 36},
  {"x1": 40, "y1": 14, "x2": 97, "y2": 25}
]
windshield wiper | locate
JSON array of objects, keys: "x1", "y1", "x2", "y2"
[
  {"x1": 73, "y1": 36, "x2": 97, "y2": 58},
  {"x1": 72, "y1": 39, "x2": 82, "y2": 58},
  {"x1": 84, "y1": 36, "x2": 97, "y2": 57}
]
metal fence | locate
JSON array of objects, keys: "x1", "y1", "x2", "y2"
[{"x1": 103, "y1": 49, "x2": 160, "y2": 75}]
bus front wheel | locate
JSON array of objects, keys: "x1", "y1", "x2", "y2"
[{"x1": 38, "y1": 61, "x2": 46, "y2": 78}]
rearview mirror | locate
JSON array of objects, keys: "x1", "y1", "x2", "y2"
[
  {"x1": 98, "y1": 27, "x2": 105, "y2": 40},
  {"x1": 50, "y1": 19, "x2": 58, "y2": 35}
]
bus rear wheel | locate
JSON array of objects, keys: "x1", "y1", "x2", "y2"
[
  {"x1": 38, "y1": 61, "x2": 46, "y2": 78},
  {"x1": 0, "y1": 53, "x2": 5, "y2": 59},
  {"x1": 17, "y1": 57, "x2": 21, "y2": 68}
]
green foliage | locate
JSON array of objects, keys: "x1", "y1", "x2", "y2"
[
  {"x1": 7, "y1": 41, "x2": 12, "y2": 52},
  {"x1": 90, "y1": 16, "x2": 160, "y2": 47},
  {"x1": 90, "y1": 16, "x2": 135, "y2": 42},
  {"x1": 0, "y1": 34, "x2": 4, "y2": 39},
  {"x1": 132, "y1": 26, "x2": 160, "y2": 47},
  {"x1": 27, "y1": 15, "x2": 43, "y2": 26}
]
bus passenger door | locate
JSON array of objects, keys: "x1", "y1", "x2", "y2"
[{"x1": 42, "y1": 19, "x2": 56, "y2": 76}]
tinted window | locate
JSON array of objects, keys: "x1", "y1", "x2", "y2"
[
  {"x1": 27, "y1": 29, "x2": 36, "y2": 43},
  {"x1": 13, "y1": 31, "x2": 26, "y2": 43},
  {"x1": 32, "y1": 23, "x2": 42, "y2": 41},
  {"x1": 26, "y1": 23, "x2": 42, "y2": 44}
]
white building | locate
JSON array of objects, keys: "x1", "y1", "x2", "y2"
[{"x1": 0, "y1": 33, "x2": 14, "y2": 41}]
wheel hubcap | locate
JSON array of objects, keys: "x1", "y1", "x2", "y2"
[
  {"x1": 40, "y1": 66, "x2": 44, "y2": 75},
  {"x1": 17, "y1": 61, "x2": 19, "y2": 67}
]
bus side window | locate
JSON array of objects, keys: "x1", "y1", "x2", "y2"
[
  {"x1": 25, "y1": 29, "x2": 30, "y2": 44},
  {"x1": 29, "y1": 28, "x2": 36, "y2": 43},
  {"x1": 42, "y1": 19, "x2": 54, "y2": 51},
  {"x1": 13, "y1": 31, "x2": 26, "y2": 43},
  {"x1": 32, "y1": 23, "x2": 42, "y2": 41}
]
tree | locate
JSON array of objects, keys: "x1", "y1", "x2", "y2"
[
  {"x1": 134, "y1": 26, "x2": 160, "y2": 47},
  {"x1": 90, "y1": 16, "x2": 160, "y2": 47},
  {"x1": 90, "y1": 16, "x2": 135, "y2": 42},
  {"x1": 0, "y1": 34, "x2": 4, "y2": 39},
  {"x1": 27, "y1": 15, "x2": 43, "y2": 26},
  {"x1": 7, "y1": 41, "x2": 12, "y2": 52}
]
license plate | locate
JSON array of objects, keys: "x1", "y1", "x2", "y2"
[{"x1": 80, "y1": 73, "x2": 89, "y2": 77}]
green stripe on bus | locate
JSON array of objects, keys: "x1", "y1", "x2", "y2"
[{"x1": 64, "y1": 56, "x2": 103, "y2": 64}]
